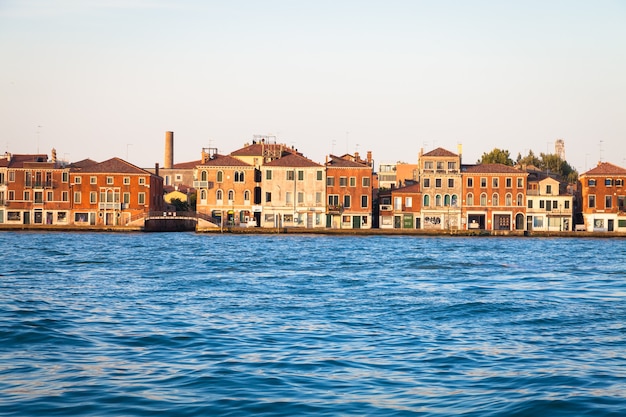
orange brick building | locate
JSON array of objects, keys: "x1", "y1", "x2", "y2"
[{"x1": 579, "y1": 162, "x2": 626, "y2": 232}]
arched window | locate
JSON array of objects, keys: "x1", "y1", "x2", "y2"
[
  {"x1": 228, "y1": 190, "x2": 234, "y2": 202},
  {"x1": 517, "y1": 193, "x2": 523, "y2": 206},
  {"x1": 492, "y1": 193, "x2": 499, "y2": 206},
  {"x1": 444, "y1": 194, "x2": 451, "y2": 206},
  {"x1": 451, "y1": 194, "x2": 458, "y2": 207},
  {"x1": 200, "y1": 189, "x2": 207, "y2": 200},
  {"x1": 201, "y1": 170, "x2": 208, "y2": 181},
  {"x1": 480, "y1": 193, "x2": 487, "y2": 206},
  {"x1": 467, "y1": 193, "x2": 474, "y2": 206},
  {"x1": 505, "y1": 193, "x2": 512, "y2": 206},
  {"x1": 244, "y1": 190, "x2": 250, "y2": 202},
  {"x1": 234, "y1": 171, "x2": 244, "y2": 182},
  {"x1": 435, "y1": 194, "x2": 442, "y2": 206},
  {"x1": 217, "y1": 171, "x2": 223, "y2": 183},
  {"x1": 423, "y1": 195, "x2": 430, "y2": 207},
  {"x1": 216, "y1": 189, "x2": 223, "y2": 202}
]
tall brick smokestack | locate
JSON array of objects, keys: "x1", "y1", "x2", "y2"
[{"x1": 164, "y1": 131, "x2": 174, "y2": 169}]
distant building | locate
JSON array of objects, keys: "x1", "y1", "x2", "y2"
[
  {"x1": 526, "y1": 172, "x2": 573, "y2": 231},
  {"x1": 419, "y1": 147, "x2": 462, "y2": 230}
]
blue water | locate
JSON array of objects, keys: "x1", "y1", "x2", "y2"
[{"x1": 1, "y1": 232, "x2": 625, "y2": 416}]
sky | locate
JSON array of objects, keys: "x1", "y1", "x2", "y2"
[{"x1": 1, "y1": 0, "x2": 625, "y2": 173}]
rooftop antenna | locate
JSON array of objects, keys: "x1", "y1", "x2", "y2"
[
  {"x1": 331, "y1": 139, "x2": 336, "y2": 155},
  {"x1": 599, "y1": 140, "x2": 604, "y2": 162},
  {"x1": 36, "y1": 125, "x2": 42, "y2": 153},
  {"x1": 346, "y1": 131, "x2": 349, "y2": 154},
  {"x1": 126, "y1": 143, "x2": 132, "y2": 160}
]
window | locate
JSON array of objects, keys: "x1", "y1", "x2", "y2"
[
  {"x1": 505, "y1": 193, "x2": 512, "y2": 206},
  {"x1": 361, "y1": 195, "x2": 368, "y2": 208},
  {"x1": 435, "y1": 178, "x2": 442, "y2": 188},
  {"x1": 297, "y1": 170, "x2": 304, "y2": 181},
  {"x1": 8, "y1": 190, "x2": 15, "y2": 200},
  {"x1": 343, "y1": 195, "x2": 351, "y2": 208},
  {"x1": 123, "y1": 192, "x2": 130, "y2": 204},
  {"x1": 546, "y1": 200, "x2": 552, "y2": 211},
  {"x1": 616, "y1": 179, "x2": 623, "y2": 187},
  {"x1": 564, "y1": 200, "x2": 570, "y2": 209},
  {"x1": 74, "y1": 192, "x2": 81, "y2": 203},
  {"x1": 62, "y1": 191, "x2": 68, "y2": 202},
  {"x1": 534, "y1": 217, "x2": 544, "y2": 228},
  {"x1": 46, "y1": 191, "x2": 53, "y2": 202},
  {"x1": 528, "y1": 200, "x2": 533, "y2": 208},
  {"x1": 517, "y1": 193, "x2": 523, "y2": 206},
  {"x1": 228, "y1": 190, "x2": 234, "y2": 202},
  {"x1": 506, "y1": 178, "x2": 512, "y2": 188},
  {"x1": 435, "y1": 194, "x2": 442, "y2": 206},
  {"x1": 492, "y1": 178, "x2": 499, "y2": 187},
  {"x1": 588, "y1": 195, "x2": 596, "y2": 208},
  {"x1": 62, "y1": 172, "x2": 68, "y2": 183},
  {"x1": 286, "y1": 171, "x2": 294, "y2": 181},
  {"x1": 244, "y1": 190, "x2": 250, "y2": 202},
  {"x1": 444, "y1": 194, "x2": 450, "y2": 206},
  {"x1": 216, "y1": 171, "x2": 223, "y2": 183},
  {"x1": 175, "y1": 174, "x2": 182, "y2": 182},
  {"x1": 200, "y1": 190, "x2": 207, "y2": 200},
  {"x1": 75, "y1": 176, "x2": 82, "y2": 184},
  {"x1": 405, "y1": 197, "x2": 412, "y2": 207},
  {"x1": 423, "y1": 195, "x2": 430, "y2": 207},
  {"x1": 327, "y1": 176, "x2": 335, "y2": 186},
  {"x1": 266, "y1": 170, "x2": 272, "y2": 180},
  {"x1": 480, "y1": 177, "x2": 487, "y2": 188},
  {"x1": 362, "y1": 177, "x2": 370, "y2": 187},
  {"x1": 90, "y1": 176, "x2": 97, "y2": 184},
  {"x1": 467, "y1": 193, "x2": 474, "y2": 206},
  {"x1": 139, "y1": 177, "x2": 146, "y2": 185},
  {"x1": 605, "y1": 178, "x2": 613, "y2": 187},
  {"x1": 317, "y1": 170, "x2": 323, "y2": 181},
  {"x1": 480, "y1": 193, "x2": 487, "y2": 206},
  {"x1": 265, "y1": 192, "x2": 272, "y2": 202},
  {"x1": 340, "y1": 177, "x2": 347, "y2": 187},
  {"x1": 328, "y1": 195, "x2": 339, "y2": 206},
  {"x1": 517, "y1": 178, "x2": 523, "y2": 188},
  {"x1": 394, "y1": 196, "x2": 402, "y2": 210},
  {"x1": 546, "y1": 185, "x2": 552, "y2": 194},
  {"x1": 467, "y1": 177, "x2": 473, "y2": 187},
  {"x1": 138, "y1": 193, "x2": 145, "y2": 205},
  {"x1": 451, "y1": 194, "x2": 458, "y2": 207},
  {"x1": 34, "y1": 191, "x2": 43, "y2": 203},
  {"x1": 423, "y1": 178, "x2": 430, "y2": 188},
  {"x1": 349, "y1": 177, "x2": 356, "y2": 187},
  {"x1": 297, "y1": 192, "x2": 304, "y2": 204},
  {"x1": 235, "y1": 171, "x2": 244, "y2": 182},
  {"x1": 106, "y1": 176, "x2": 113, "y2": 185},
  {"x1": 447, "y1": 179, "x2": 454, "y2": 188},
  {"x1": 588, "y1": 179, "x2": 596, "y2": 186},
  {"x1": 605, "y1": 195, "x2": 612, "y2": 209},
  {"x1": 492, "y1": 193, "x2": 499, "y2": 206},
  {"x1": 316, "y1": 192, "x2": 322, "y2": 204},
  {"x1": 90, "y1": 192, "x2": 97, "y2": 204},
  {"x1": 448, "y1": 161, "x2": 456, "y2": 170},
  {"x1": 216, "y1": 189, "x2": 223, "y2": 202},
  {"x1": 424, "y1": 161, "x2": 433, "y2": 170},
  {"x1": 436, "y1": 161, "x2": 444, "y2": 170},
  {"x1": 123, "y1": 177, "x2": 130, "y2": 185},
  {"x1": 540, "y1": 200, "x2": 545, "y2": 209}
]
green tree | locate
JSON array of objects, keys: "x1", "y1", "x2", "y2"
[
  {"x1": 477, "y1": 148, "x2": 514, "y2": 166},
  {"x1": 516, "y1": 150, "x2": 541, "y2": 168}
]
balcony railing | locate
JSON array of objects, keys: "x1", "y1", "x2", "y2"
[{"x1": 99, "y1": 202, "x2": 121, "y2": 210}]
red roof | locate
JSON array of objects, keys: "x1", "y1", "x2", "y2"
[
  {"x1": 265, "y1": 152, "x2": 322, "y2": 167},
  {"x1": 422, "y1": 147, "x2": 458, "y2": 157},
  {"x1": 582, "y1": 162, "x2": 626, "y2": 176},
  {"x1": 197, "y1": 154, "x2": 252, "y2": 167},
  {"x1": 463, "y1": 163, "x2": 525, "y2": 174},
  {"x1": 173, "y1": 160, "x2": 202, "y2": 169},
  {"x1": 392, "y1": 183, "x2": 421, "y2": 193},
  {"x1": 326, "y1": 154, "x2": 370, "y2": 168},
  {"x1": 72, "y1": 157, "x2": 152, "y2": 174}
]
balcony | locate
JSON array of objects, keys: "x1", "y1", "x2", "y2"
[
  {"x1": 193, "y1": 180, "x2": 214, "y2": 189},
  {"x1": 327, "y1": 205, "x2": 343, "y2": 214},
  {"x1": 99, "y1": 202, "x2": 121, "y2": 210},
  {"x1": 379, "y1": 204, "x2": 392, "y2": 211}
]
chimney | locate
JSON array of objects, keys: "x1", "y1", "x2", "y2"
[
  {"x1": 164, "y1": 131, "x2": 174, "y2": 169},
  {"x1": 367, "y1": 151, "x2": 372, "y2": 166},
  {"x1": 354, "y1": 151, "x2": 360, "y2": 162},
  {"x1": 155, "y1": 162, "x2": 159, "y2": 177}
]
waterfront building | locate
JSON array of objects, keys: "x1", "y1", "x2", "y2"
[
  {"x1": 377, "y1": 162, "x2": 397, "y2": 190},
  {"x1": 381, "y1": 182, "x2": 422, "y2": 229},
  {"x1": 325, "y1": 152, "x2": 374, "y2": 229},
  {"x1": 461, "y1": 164, "x2": 528, "y2": 231},
  {"x1": 0, "y1": 151, "x2": 72, "y2": 226},
  {"x1": 194, "y1": 152, "x2": 257, "y2": 227},
  {"x1": 69, "y1": 158, "x2": 164, "y2": 226},
  {"x1": 526, "y1": 173, "x2": 574, "y2": 231},
  {"x1": 579, "y1": 162, "x2": 626, "y2": 232},
  {"x1": 418, "y1": 147, "x2": 463, "y2": 230},
  {"x1": 261, "y1": 152, "x2": 326, "y2": 228}
]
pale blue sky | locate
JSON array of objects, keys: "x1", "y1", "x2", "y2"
[{"x1": 1, "y1": 0, "x2": 625, "y2": 172}]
